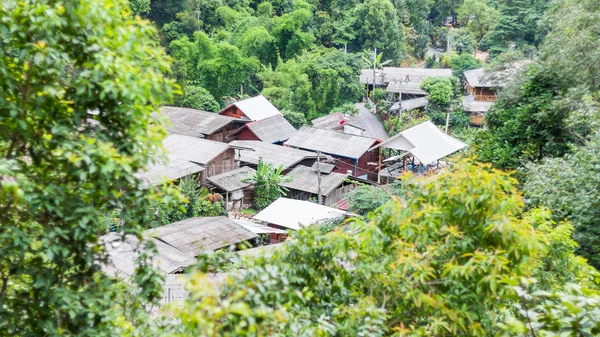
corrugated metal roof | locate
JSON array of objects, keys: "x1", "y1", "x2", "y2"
[
  {"x1": 232, "y1": 219, "x2": 287, "y2": 234},
  {"x1": 462, "y1": 95, "x2": 493, "y2": 112},
  {"x1": 310, "y1": 162, "x2": 335, "y2": 173},
  {"x1": 244, "y1": 114, "x2": 297, "y2": 143},
  {"x1": 146, "y1": 216, "x2": 258, "y2": 256},
  {"x1": 284, "y1": 126, "x2": 378, "y2": 159},
  {"x1": 281, "y1": 165, "x2": 348, "y2": 196},
  {"x1": 164, "y1": 134, "x2": 230, "y2": 165},
  {"x1": 311, "y1": 112, "x2": 365, "y2": 131},
  {"x1": 138, "y1": 155, "x2": 204, "y2": 187},
  {"x1": 464, "y1": 63, "x2": 530, "y2": 88},
  {"x1": 161, "y1": 106, "x2": 242, "y2": 136},
  {"x1": 100, "y1": 232, "x2": 196, "y2": 277},
  {"x1": 207, "y1": 166, "x2": 256, "y2": 192},
  {"x1": 371, "y1": 121, "x2": 467, "y2": 164},
  {"x1": 386, "y1": 81, "x2": 427, "y2": 95},
  {"x1": 224, "y1": 95, "x2": 282, "y2": 121},
  {"x1": 253, "y1": 197, "x2": 346, "y2": 230},
  {"x1": 360, "y1": 67, "x2": 452, "y2": 85},
  {"x1": 229, "y1": 140, "x2": 317, "y2": 171}
]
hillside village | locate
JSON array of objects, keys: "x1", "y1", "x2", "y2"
[{"x1": 2, "y1": 0, "x2": 600, "y2": 335}]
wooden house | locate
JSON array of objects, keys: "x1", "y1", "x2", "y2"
[
  {"x1": 281, "y1": 165, "x2": 363, "y2": 208},
  {"x1": 360, "y1": 67, "x2": 452, "y2": 100},
  {"x1": 229, "y1": 114, "x2": 297, "y2": 144},
  {"x1": 463, "y1": 68, "x2": 503, "y2": 102},
  {"x1": 284, "y1": 127, "x2": 381, "y2": 181},
  {"x1": 161, "y1": 106, "x2": 246, "y2": 142},
  {"x1": 229, "y1": 140, "x2": 317, "y2": 173},
  {"x1": 207, "y1": 166, "x2": 256, "y2": 211},
  {"x1": 137, "y1": 154, "x2": 205, "y2": 188},
  {"x1": 163, "y1": 134, "x2": 241, "y2": 185},
  {"x1": 311, "y1": 112, "x2": 366, "y2": 136},
  {"x1": 219, "y1": 95, "x2": 282, "y2": 121}
]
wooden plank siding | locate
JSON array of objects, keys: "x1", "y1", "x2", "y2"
[
  {"x1": 205, "y1": 123, "x2": 243, "y2": 143},
  {"x1": 199, "y1": 148, "x2": 237, "y2": 185},
  {"x1": 466, "y1": 83, "x2": 497, "y2": 102}
]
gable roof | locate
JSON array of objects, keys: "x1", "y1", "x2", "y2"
[
  {"x1": 281, "y1": 165, "x2": 348, "y2": 196},
  {"x1": 463, "y1": 63, "x2": 530, "y2": 88},
  {"x1": 100, "y1": 232, "x2": 196, "y2": 277},
  {"x1": 146, "y1": 216, "x2": 257, "y2": 256},
  {"x1": 233, "y1": 114, "x2": 297, "y2": 143},
  {"x1": 221, "y1": 95, "x2": 282, "y2": 121},
  {"x1": 207, "y1": 166, "x2": 256, "y2": 192},
  {"x1": 310, "y1": 162, "x2": 335, "y2": 174},
  {"x1": 229, "y1": 140, "x2": 317, "y2": 171},
  {"x1": 386, "y1": 81, "x2": 427, "y2": 95},
  {"x1": 164, "y1": 134, "x2": 231, "y2": 165},
  {"x1": 284, "y1": 126, "x2": 379, "y2": 159},
  {"x1": 138, "y1": 155, "x2": 205, "y2": 187},
  {"x1": 161, "y1": 106, "x2": 242, "y2": 137},
  {"x1": 370, "y1": 121, "x2": 467, "y2": 164},
  {"x1": 311, "y1": 112, "x2": 365, "y2": 131},
  {"x1": 360, "y1": 67, "x2": 452, "y2": 85},
  {"x1": 253, "y1": 198, "x2": 346, "y2": 230}
]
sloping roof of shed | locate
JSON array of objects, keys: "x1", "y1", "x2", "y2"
[
  {"x1": 371, "y1": 121, "x2": 467, "y2": 164},
  {"x1": 360, "y1": 67, "x2": 452, "y2": 85},
  {"x1": 284, "y1": 127, "x2": 378, "y2": 159},
  {"x1": 222, "y1": 95, "x2": 282, "y2": 121},
  {"x1": 253, "y1": 198, "x2": 346, "y2": 230},
  {"x1": 237, "y1": 114, "x2": 297, "y2": 143},
  {"x1": 311, "y1": 112, "x2": 365, "y2": 131},
  {"x1": 310, "y1": 162, "x2": 335, "y2": 174},
  {"x1": 138, "y1": 155, "x2": 204, "y2": 186},
  {"x1": 100, "y1": 232, "x2": 196, "y2": 277},
  {"x1": 146, "y1": 217, "x2": 257, "y2": 256},
  {"x1": 281, "y1": 165, "x2": 348, "y2": 196},
  {"x1": 390, "y1": 97, "x2": 429, "y2": 111},
  {"x1": 207, "y1": 166, "x2": 256, "y2": 192},
  {"x1": 229, "y1": 140, "x2": 317, "y2": 171},
  {"x1": 161, "y1": 106, "x2": 242, "y2": 136},
  {"x1": 233, "y1": 219, "x2": 287, "y2": 234},
  {"x1": 164, "y1": 134, "x2": 230, "y2": 165},
  {"x1": 386, "y1": 81, "x2": 427, "y2": 95}
]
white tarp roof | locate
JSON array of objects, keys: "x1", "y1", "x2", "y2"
[
  {"x1": 227, "y1": 95, "x2": 282, "y2": 121},
  {"x1": 370, "y1": 121, "x2": 467, "y2": 164},
  {"x1": 253, "y1": 198, "x2": 346, "y2": 230},
  {"x1": 233, "y1": 219, "x2": 287, "y2": 234}
]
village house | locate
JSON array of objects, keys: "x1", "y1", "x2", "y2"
[
  {"x1": 284, "y1": 126, "x2": 381, "y2": 181},
  {"x1": 137, "y1": 154, "x2": 205, "y2": 187},
  {"x1": 229, "y1": 140, "x2": 318, "y2": 173},
  {"x1": 160, "y1": 106, "x2": 246, "y2": 142},
  {"x1": 219, "y1": 95, "x2": 282, "y2": 121},
  {"x1": 163, "y1": 134, "x2": 241, "y2": 184},
  {"x1": 253, "y1": 198, "x2": 347, "y2": 242},
  {"x1": 280, "y1": 164, "x2": 365, "y2": 208},
  {"x1": 311, "y1": 112, "x2": 366, "y2": 136},
  {"x1": 228, "y1": 114, "x2": 297, "y2": 144},
  {"x1": 371, "y1": 121, "x2": 467, "y2": 183},
  {"x1": 206, "y1": 166, "x2": 256, "y2": 211},
  {"x1": 360, "y1": 67, "x2": 453, "y2": 101}
]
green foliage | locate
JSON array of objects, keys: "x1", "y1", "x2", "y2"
[
  {"x1": 385, "y1": 110, "x2": 431, "y2": 136},
  {"x1": 457, "y1": 0, "x2": 498, "y2": 44},
  {"x1": 169, "y1": 161, "x2": 600, "y2": 336},
  {"x1": 347, "y1": 184, "x2": 394, "y2": 215},
  {"x1": 272, "y1": 4, "x2": 315, "y2": 60},
  {"x1": 128, "y1": 0, "x2": 151, "y2": 16},
  {"x1": 0, "y1": 0, "x2": 174, "y2": 334},
  {"x1": 450, "y1": 53, "x2": 483, "y2": 77},
  {"x1": 421, "y1": 76, "x2": 456, "y2": 105},
  {"x1": 152, "y1": 177, "x2": 227, "y2": 227},
  {"x1": 175, "y1": 85, "x2": 221, "y2": 112},
  {"x1": 523, "y1": 134, "x2": 600, "y2": 269},
  {"x1": 242, "y1": 158, "x2": 290, "y2": 210},
  {"x1": 281, "y1": 109, "x2": 308, "y2": 128},
  {"x1": 448, "y1": 28, "x2": 476, "y2": 55}
]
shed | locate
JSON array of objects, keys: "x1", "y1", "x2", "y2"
[
  {"x1": 160, "y1": 106, "x2": 246, "y2": 142},
  {"x1": 311, "y1": 112, "x2": 366, "y2": 136},
  {"x1": 146, "y1": 216, "x2": 258, "y2": 256},
  {"x1": 219, "y1": 95, "x2": 282, "y2": 121},
  {"x1": 360, "y1": 67, "x2": 452, "y2": 86},
  {"x1": 281, "y1": 165, "x2": 358, "y2": 207},
  {"x1": 370, "y1": 121, "x2": 467, "y2": 180},
  {"x1": 253, "y1": 198, "x2": 347, "y2": 231},
  {"x1": 229, "y1": 140, "x2": 317, "y2": 172},
  {"x1": 230, "y1": 114, "x2": 297, "y2": 144},
  {"x1": 207, "y1": 166, "x2": 256, "y2": 210},
  {"x1": 163, "y1": 134, "x2": 239, "y2": 183},
  {"x1": 284, "y1": 127, "x2": 381, "y2": 180}
]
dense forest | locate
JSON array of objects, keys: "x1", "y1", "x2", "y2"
[{"x1": 1, "y1": 0, "x2": 600, "y2": 336}]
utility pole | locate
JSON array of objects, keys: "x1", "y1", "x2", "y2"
[
  {"x1": 316, "y1": 151, "x2": 323, "y2": 205},
  {"x1": 445, "y1": 109, "x2": 451, "y2": 134},
  {"x1": 372, "y1": 47, "x2": 377, "y2": 114}
]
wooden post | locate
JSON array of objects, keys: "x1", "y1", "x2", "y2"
[
  {"x1": 377, "y1": 147, "x2": 382, "y2": 184},
  {"x1": 316, "y1": 151, "x2": 323, "y2": 205}
]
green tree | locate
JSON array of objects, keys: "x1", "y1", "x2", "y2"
[
  {"x1": 237, "y1": 26, "x2": 278, "y2": 67},
  {"x1": 242, "y1": 158, "x2": 290, "y2": 210},
  {"x1": 523, "y1": 134, "x2": 600, "y2": 268},
  {"x1": 450, "y1": 53, "x2": 483, "y2": 77},
  {"x1": 175, "y1": 85, "x2": 221, "y2": 112},
  {"x1": 271, "y1": 3, "x2": 315, "y2": 60},
  {"x1": 457, "y1": 0, "x2": 498, "y2": 50},
  {"x1": 347, "y1": 184, "x2": 395, "y2": 215},
  {"x1": 448, "y1": 28, "x2": 476, "y2": 55},
  {"x1": 169, "y1": 161, "x2": 595, "y2": 336},
  {"x1": 421, "y1": 76, "x2": 470, "y2": 128},
  {"x1": 352, "y1": 0, "x2": 405, "y2": 62},
  {"x1": 129, "y1": 0, "x2": 151, "y2": 16},
  {"x1": 0, "y1": 0, "x2": 174, "y2": 334}
]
